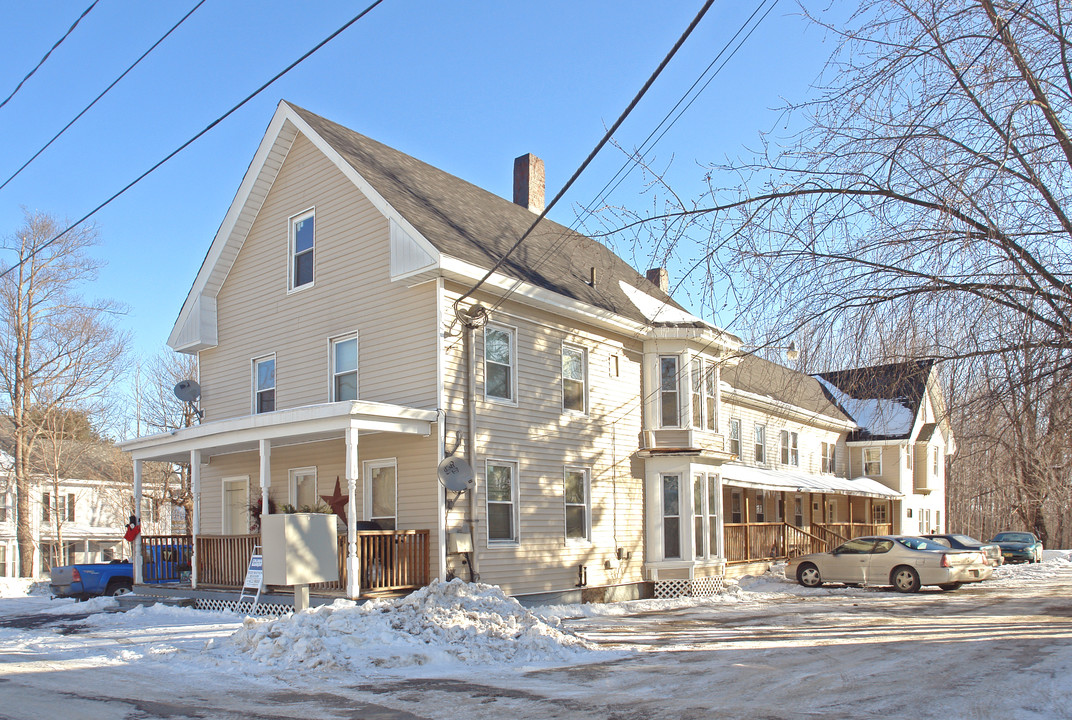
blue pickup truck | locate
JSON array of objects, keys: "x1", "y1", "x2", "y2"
[{"x1": 49, "y1": 545, "x2": 191, "y2": 600}]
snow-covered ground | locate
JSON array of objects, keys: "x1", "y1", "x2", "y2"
[{"x1": 1, "y1": 554, "x2": 1070, "y2": 719}]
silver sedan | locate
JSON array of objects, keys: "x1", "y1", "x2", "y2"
[{"x1": 785, "y1": 535, "x2": 994, "y2": 592}]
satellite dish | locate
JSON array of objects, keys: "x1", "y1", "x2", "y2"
[
  {"x1": 174, "y1": 379, "x2": 201, "y2": 403},
  {"x1": 437, "y1": 456, "x2": 474, "y2": 492}
]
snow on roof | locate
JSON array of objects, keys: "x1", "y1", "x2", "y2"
[
  {"x1": 813, "y1": 375, "x2": 915, "y2": 438},
  {"x1": 220, "y1": 578, "x2": 606, "y2": 671},
  {"x1": 720, "y1": 463, "x2": 901, "y2": 498},
  {"x1": 618, "y1": 280, "x2": 708, "y2": 325}
]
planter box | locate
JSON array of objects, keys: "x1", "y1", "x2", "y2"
[{"x1": 261, "y1": 513, "x2": 340, "y2": 585}]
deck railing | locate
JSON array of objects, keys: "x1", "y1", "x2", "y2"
[
  {"x1": 813, "y1": 522, "x2": 893, "y2": 540},
  {"x1": 141, "y1": 534, "x2": 194, "y2": 583},
  {"x1": 146, "y1": 529, "x2": 431, "y2": 595},
  {"x1": 725, "y1": 522, "x2": 845, "y2": 564}
]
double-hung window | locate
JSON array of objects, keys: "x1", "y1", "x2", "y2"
[
  {"x1": 253, "y1": 356, "x2": 276, "y2": 413},
  {"x1": 659, "y1": 356, "x2": 679, "y2": 427},
  {"x1": 821, "y1": 441, "x2": 836, "y2": 473},
  {"x1": 864, "y1": 447, "x2": 882, "y2": 476},
  {"x1": 332, "y1": 335, "x2": 358, "y2": 401},
  {"x1": 289, "y1": 467, "x2": 317, "y2": 511},
  {"x1": 691, "y1": 359, "x2": 718, "y2": 431},
  {"x1": 486, "y1": 460, "x2": 518, "y2": 543},
  {"x1": 289, "y1": 209, "x2": 315, "y2": 290},
  {"x1": 563, "y1": 467, "x2": 590, "y2": 541},
  {"x1": 693, "y1": 472, "x2": 719, "y2": 559},
  {"x1": 662, "y1": 474, "x2": 681, "y2": 559},
  {"x1": 366, "y1": 459, "x2": 397, "y2": 530},
  {"x1": 562, "y1": 345, "x2": 587, "y2": 413},
  {"x1": 754, "y1": 423, "x2": 766, "y2": 463},
  {"x1": 780, "y1": 431, "x2": 799, "y2": 466},
  {"x1": 484, "y1": 326, "x2": 515, "y2": 402},
  {"x1": 729, "y1": 418, "x2": 741, "y2": 456}
]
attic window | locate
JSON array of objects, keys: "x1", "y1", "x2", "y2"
[{"x1": 289, "y1": 209, "x2": 315, "y2": 290}]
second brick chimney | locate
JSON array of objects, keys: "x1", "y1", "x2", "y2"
[
  {"x1": 513, "y1": 154, "x2": 545, "y2": 214},
  {"x1": 646, "y1": 267, "x2": 669, "y2": 293}
]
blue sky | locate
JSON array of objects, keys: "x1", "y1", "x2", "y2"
[{"x1": 0, "y1": 1, "x2": 837, "y2": 365}]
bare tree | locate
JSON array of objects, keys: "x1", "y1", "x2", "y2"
[
  {"x1": 0, "y1": 211, "x2": 127, "y2": 577},
  {"x1": 135, "y1": 348, "x2": 199, "y2": 533}
]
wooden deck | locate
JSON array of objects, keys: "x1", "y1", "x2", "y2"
[{"x1": 724, "y1": 522, "x2": 893, "y2": 564}]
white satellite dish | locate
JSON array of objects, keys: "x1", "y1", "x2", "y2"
[{"x1": 437, "y1": 456, "x2": 474, "y2": 492}]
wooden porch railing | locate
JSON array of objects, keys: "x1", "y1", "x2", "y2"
[
  {"x1": 725, "y1": 522, "x2": 843, "y2": 564},
  {"x1": 149, "y1": 529, "x2": 431, "y2": 594},
  {"x1": 813, "y1": 522, "x2": 893, "y2": 540},
  {"x1": 141, "y1": 534, "x2": 193, "y2": 583}
]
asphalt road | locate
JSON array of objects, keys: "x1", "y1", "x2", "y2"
[{"x1": 1, "y1": 568, "x2": 1070, "y2": 720}]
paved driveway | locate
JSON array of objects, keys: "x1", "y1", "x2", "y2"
[{"x1": 1, "y1": 568, "x2": 1070, "y2": 719}]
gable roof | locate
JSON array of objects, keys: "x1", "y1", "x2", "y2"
[
  {"x1": 814, "y1": 360, "x2": 935, "y2": 441},
  {"x1": 170, "y1": 100, "x2": 707, "y2": 350},
  {"x1": 722, "y1": 355, "x2": 853, "y2": 424}
]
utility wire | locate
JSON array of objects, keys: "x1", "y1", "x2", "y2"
[
  {"x1": 452, "y1": 0, "x2": 717, "y2": 318},
  {"x1": 481, "y1": 0, "x2": 778, "y2": 320},
  {"x1": 0, "y1": 0, "x2": 386, "y2": 281},
  {"x1": 0, "y1": 0, "x2": 208, "y2": 193},
  {"x1": 0, "y1": 0, "x2": 101, "y2": 112}
]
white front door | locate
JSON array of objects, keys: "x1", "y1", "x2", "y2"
[{"x1": 223, "y1": 477, "x2": 250, "y2": 534}]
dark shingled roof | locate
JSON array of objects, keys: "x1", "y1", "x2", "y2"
[
  {"x1": 288, "y1": 102, "x2": 686, "y2": 326},
  {"x1": 722, "y1": 355, "x2": 852, "y2": 422},
  {"x1": 815, "y1": 359, "x2": 934, "y2": 441}
]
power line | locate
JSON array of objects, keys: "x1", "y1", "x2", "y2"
[
  {"x1": 0, "y1": 1, "x2": 209, "y2": 193},
  {"x1": 0, "y1": 0, "x2": 101, "y2": 112},
  {"x1": 482, "y1": 0, "x2": 779, "y2": 320},
  {"x1": 452, "y1": 0, "x2": 717, "y2": 318},
  {"x1": 0, "y1": 0, "x2": 386, "y2": 282}
]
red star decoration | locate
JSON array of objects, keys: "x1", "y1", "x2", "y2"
[{"x1": 320, "y1": 477, "x2": 349, "y2": 525}]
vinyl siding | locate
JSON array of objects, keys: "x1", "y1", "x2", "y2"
[
  {"x1": 198, "y1": 434, "x2": 440, "y2": 562},
  {"x1": 441, "y1": 283, "x2": 645, "y2": 597},
  {"x1": 720, "y1": 399, "x2": 847, "y2": 477},
  {"x1": 199, "y1": 133, "x2": 438, "y2": 420}
]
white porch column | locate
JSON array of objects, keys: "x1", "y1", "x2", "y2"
[
  {"x1": 345, "y1": 425, "x2": 360, "y2": 599},
  {"x1": 133, "y1": 459, "x2": 143, "y2": 585},
  {"x1": 190, "y1": 450, "x2": 201, "y2": 589},
  {"x1": 259, "y1": 439, "x2": 271, "y2": 527}
]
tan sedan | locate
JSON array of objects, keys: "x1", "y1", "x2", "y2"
[{"x1": 786, "y1": 535, "x2": 993, "y2": 592}]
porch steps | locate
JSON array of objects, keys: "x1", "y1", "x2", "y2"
[{"x1": 117, "y1": 593, "x2": 197, "y2": 610}]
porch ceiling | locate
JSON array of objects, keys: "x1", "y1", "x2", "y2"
[
  {"x1": 119, "y1": 401, "x2": 437, "y2": 463},
  {"x1": 721, "y1": 463, "x2": 902, "y2": 499}
]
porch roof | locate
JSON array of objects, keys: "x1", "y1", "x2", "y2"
[
  {"x1": 720, "y1": 463, "x2": 902, "y2": 499},
  {"x1": 118, "y1": 401, "x2": 438, "y2": 463}
]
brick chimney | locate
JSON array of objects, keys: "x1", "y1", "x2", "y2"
[
  {"x1": 513, "y1": 154, "x2": 545, "y2": 214},
  {"x1": 646, "y1": 267, "x2": 669, "y2": 293}
]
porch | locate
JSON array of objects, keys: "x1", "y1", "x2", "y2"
[
  {"x1": 723, "y1": 521, "x2": 894, "y2": 564},
  {"x1": 141, "y1": 529, "x2": 431, "y2": 596}
]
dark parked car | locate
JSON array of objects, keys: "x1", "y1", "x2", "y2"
[
  {"x1": 989, "y1": 532, "x2": 1044, "y2": 564},
  {"x1": 923, "y1": 534, "x2": 1003, "y2": 567}
]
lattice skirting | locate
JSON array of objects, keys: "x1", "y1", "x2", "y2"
[
  {"x1": 653, "y1": 575, "x2": 726, "y2": 599},
  {"x1": 193, "y1": 597, "x2": 290, "y2": 617}
]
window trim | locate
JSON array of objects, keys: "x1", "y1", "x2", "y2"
[
  {"x1": 485, "y1": 458, "x2": 520, "y2": 545},
  {"x1": 863, "y1": 447, "x2": 882, "y2": 476},
  {"x1": 561, "y1": 343, "x2": 588, "y2": 415},
  {"x1": 728, "y1": 418, "x2": 741, "y2": 456},
  {"x1": 483, "y1": 324, "x2": 518, "y2": 405},
  {"x1": 288, "y1": 466, "x2": 318, "y2": 510},
  {"x1": 563, "y1": 466, "x2": 591, "y2": 543},
  {"x1": 329, "y1": 333, "x2": 359, "y2": 402},
  {"x1": 778, "y1": 430, "x2": 799, "y2": 466},
  {"x1": 287, "y1": 207, "x2": 316, "y2": 293},
  {"x1": 690, "y1": 357, "x2": 718, "y2": 432},
  {"x1": 222, "y1": 476, "x2": 251, "y2": 534},
  {"x1": 821, "y1": 441, "x2": 837, "y2": 474},
  {"x1": 658, "y1": 355, "x2": 681, "y2": 428},
  {"x1": 252, "y1": 354, "x2": 277, "y2": 414},
  {"x1": 364, "y1": 458, "x2": 398, "y2": 530},
  {"x1": 754, "y1": 423, "x2": 767, "y2": 463},
  {"x1": 661, "y1": 473, "x2": 682, "y2": 560}
]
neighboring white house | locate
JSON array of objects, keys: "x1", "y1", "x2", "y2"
[
  {"x1": 0, "y1": 449, "x2": 170, "y2": 578},
  {"x1": 119, "y1": 101, "x2": 952, "y2": 601}
]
